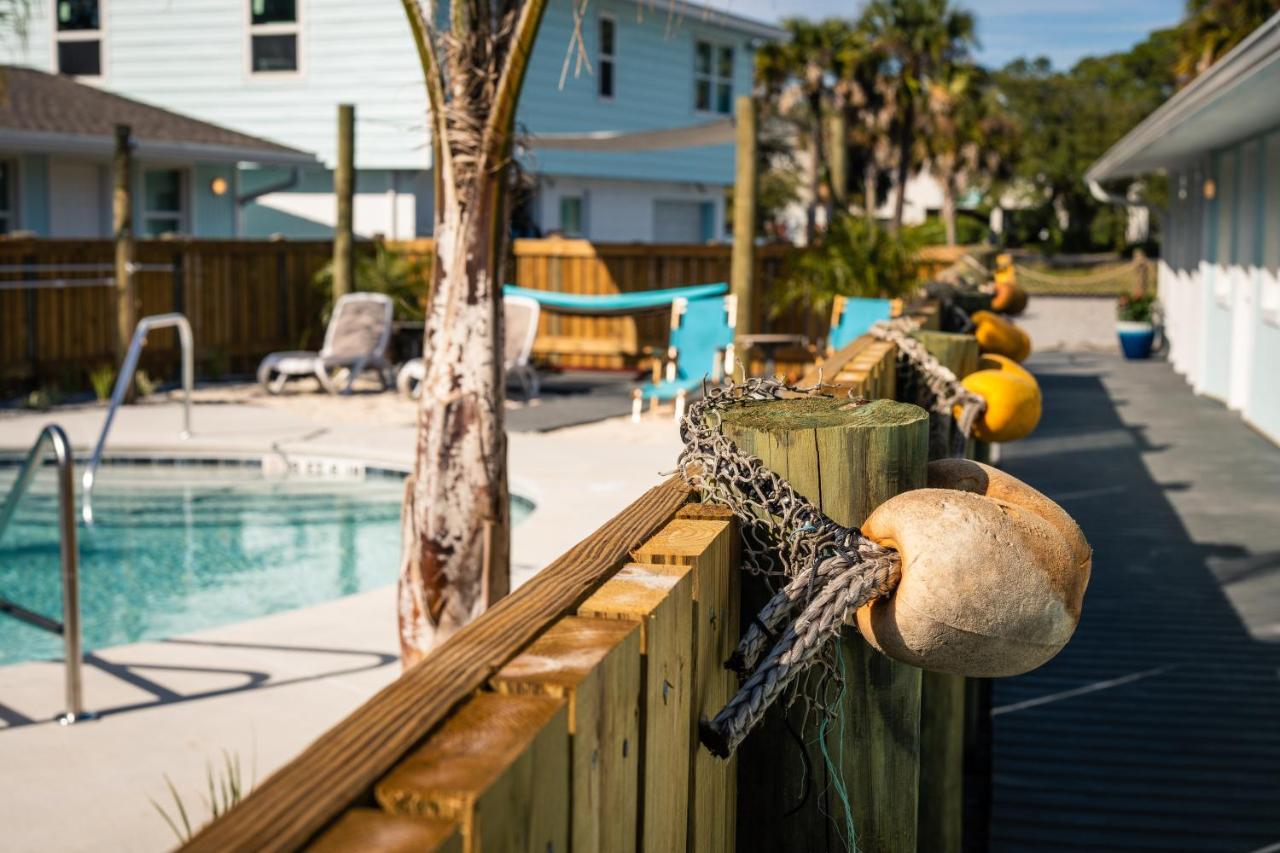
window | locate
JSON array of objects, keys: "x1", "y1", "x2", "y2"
[
  {"x1": 559, "y1": 196, "x2": 584, "y2": 237},
  {"x1": 249, "y1": 0, "x2": 299, "y2": 74},
  {"x1": 0, "y1": 162, "x2": 13, "y2": 234},
  {"x1": 55, "y1": 0, "x2": 102, "y2": 78},
  {"x1": 143, "y1": 169, "x2": 184, "y2": 236},
  {"x1": 598, "y1": 16, "x2": 616, "y2": 99},
  {"x1": 694, "y1": 40, "x2": 733, "y2": 114}
]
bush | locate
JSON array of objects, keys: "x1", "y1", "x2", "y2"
[
  {"x1": 89, "y1": 364, "x2": 115, "y2": 401},
  {"x1": 774, "y1": 215, "x2": 922, "y2": 316},
  {"x1": 905, "y1": 214, "x2": 990, "y2": 246},
  {"x1": 314, "y1": 243, "x2": 429, "y2": 322}
]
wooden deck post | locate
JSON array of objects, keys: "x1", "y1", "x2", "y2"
[
  {"x1": 730, "y1": 95, "x2": 757, "y2": 340},
  {"x1": 720, "y1": 397, "x2": 929, "y2": 852},
  {"x1": 333, "y1": 103, "x2": 355, "y2": 300},
  {"x1": 112, "y1": 124, "x2": 135, "y2": 365}
]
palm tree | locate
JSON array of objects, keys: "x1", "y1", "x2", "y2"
[
  {"x1": 861, "y1": 0, "x2": 976, "y2": 233},
  {"x1": 922, "y1": 64, "x2": 1017, "y2": 244},
  {"x1": 1174, "y1": 0, "x2": 1279, "y2": 84},
  {"x1": 397, "y1": 0, "x2": 549, "y2": 665}
]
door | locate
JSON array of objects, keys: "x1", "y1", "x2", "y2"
[
  {"x1": 653, "y1": 200, "x2": 704, "y2": 243},
  {"x1": 49, "y1": 159, "x2": 106, "y2": 237}
]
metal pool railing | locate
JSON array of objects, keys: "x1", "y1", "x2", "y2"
[
  {"x1": 82, "y1": 312, "x2": 193, "y2": 525},
  {"x1": 0, "y1": 423, "x2": 94, "y2": 725}
]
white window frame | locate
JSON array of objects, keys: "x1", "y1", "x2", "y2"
[
  {"x1": 693, "y1": 38, "x2": 734, "y2": 115},
  {"x1": 246, "y1": 0, "x2": 303, "y2": 79},
  {"x1": 51, "y1": 0, "x2": 107, "y2": 82},
  {"x1": 142, "y1": 167, "x2": 189, "y2": 237},
  {"x1": 597, "y1": 13, "x2": 616, "y2": 102}
]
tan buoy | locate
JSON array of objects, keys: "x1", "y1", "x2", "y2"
[{"x1": 854, "y1": 460, "x2": 1090, "y2": 677}]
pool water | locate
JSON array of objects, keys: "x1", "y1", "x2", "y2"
[{"x1": 0, "y1": 463, "x2": 534, "y2": 666}]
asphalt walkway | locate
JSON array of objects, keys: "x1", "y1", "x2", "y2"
[{"x1": 993, "y1": 352, "x2": 1280, "y2": 852}]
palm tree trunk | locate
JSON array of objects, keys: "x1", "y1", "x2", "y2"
[
  {"x1": 891, "y1": 101, "x2": 914, "y2": 234},
  {"x1": 942, "y1": 177, "x2": 957, "y2": 246},
  {"x1": 398, "y1": 163, "x2": 512, "y2": 667},
  {"x1": 864, "y1": 161, "x2": 877, "y2": 219}
]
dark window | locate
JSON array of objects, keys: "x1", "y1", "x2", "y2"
[
  {"x1": 251, "y1": 34, "x2": 298, "y2": 72},
  {"x1": 694, "y1": 40, "x2": 732, "y2": 114},
  {"x1": 0, "y1": 162, "x2": 12, "y2": 234},
  {"x1": 598, "y1": 17, "x2": 615, "y2": 98},
  {"x1": 251, "y1": 0, "x2": 296, "y2": 25},
  {"x1": 144, "y1": 169, "x2": 184, "y2": 236},
  {"x1": 249, "y1": 0, "x2": 299, "y2": 74},
  {"x1": 55, "y1": 0, "x2": 102, "y2": 78},
  {"x1": 57, "y1": 40, "x2": 101, "y2": 76},
  {"x1": 56, "y1": 0, "x2": 99, "y2": 31}
]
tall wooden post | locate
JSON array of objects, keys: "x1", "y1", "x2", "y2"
[
  {"x1": 333, "y1": 103, "x2": 356, "y2": 299},
  {"x1": 828, "y1": 110, "x2": 848, "y2": 213},
  {"x1": 723, "y1": 397, "x2": 929, "y2": 852},
  {"x1": 730, "y1": 95, "x2": 757, "y2": 341},
  {"x1": 113, "y1": 124, "x2": 135, "y2": 364}
]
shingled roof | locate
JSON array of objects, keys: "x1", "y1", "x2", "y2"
[{"x1": 0, "y1": 65, "x2": 316, "y2": 165}]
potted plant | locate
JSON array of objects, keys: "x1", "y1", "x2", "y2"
[{"x1": 1116, "y1": 291, "x2": 1157, "y2": 359}]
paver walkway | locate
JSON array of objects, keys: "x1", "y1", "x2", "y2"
[{"x1": 993, "y1": 352, "x2": 1280, "y2": 852}]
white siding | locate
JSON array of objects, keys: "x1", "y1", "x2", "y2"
[{"x1": 536, "y1": 175, "x2": 723, "y2": 242}]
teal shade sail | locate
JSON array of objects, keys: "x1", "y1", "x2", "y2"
[{"x1": 503, "y1": 282, "x2": 728, "y2": 315}]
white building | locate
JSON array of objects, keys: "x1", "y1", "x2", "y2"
[{"x1": 1087, "y1": 12, "x2": 1280, "y2": 444}]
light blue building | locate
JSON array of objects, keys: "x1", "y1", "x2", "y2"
[
  {"x1": 0, "y1": 0, "x2": 781, "y2": 241},
  {"x1": 1088, "y1": 12, "x2": 1280, "y2": 445}
]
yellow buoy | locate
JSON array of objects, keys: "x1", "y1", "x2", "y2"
[
  {"x1": 957, "y1": 368, "x2": 1041, "y2": 442},
  {"x1": 971, "y1": 311, "x2": 1032, "y2": 362}
]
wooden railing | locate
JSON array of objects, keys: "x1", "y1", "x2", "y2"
[
  {"x1": 2, "y1": 238, "x2": 979, "y2": 393},
  {"x1": 185, "y1": 312, "x2": 989, "y2": 853}
]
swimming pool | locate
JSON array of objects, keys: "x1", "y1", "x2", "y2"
[{"x1": 0, "y1": 460, "x2": 534, "y2": 666}]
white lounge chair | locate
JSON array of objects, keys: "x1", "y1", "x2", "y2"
[
  {"x1": 397, "y1": 294, "x2": 541, "y2": 401},
  {"x1": 257, "y1": 292, "x2": 394, "y2": 395}
]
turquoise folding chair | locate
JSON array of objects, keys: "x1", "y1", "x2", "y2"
[
  {"x1": 827, "y1": 295, "x2": 894, "y2": 355},
  {"x1": 633, "y1": 294, "x2": 737, "y2": 420}
]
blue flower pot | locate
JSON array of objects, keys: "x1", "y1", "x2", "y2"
[{"x1": 1117, "y1": 321, "x2": 1155, "y2": 359}]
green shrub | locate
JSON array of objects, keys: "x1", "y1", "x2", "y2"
[
  {"x1": 89, "y1": 364, "x2": 115, "y2": 401},
  {"x1": 774, "y1": 214, "x2": 923, "y2": 316},
  {"x1": 135, "y1": 370, "x2": 157, "y2": 398},
  {"x1": 905, "y1": 214, "x2": 990, "y2": 246},
  {"x1": 314, "y1": 243, "x2": 428, "y2": 322},
  {"x1": 1117, "y1": 292, "x2": 1156, "y2": 323}
]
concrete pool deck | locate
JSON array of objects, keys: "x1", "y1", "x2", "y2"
[{"x1": 0, "y1": 386, "x2": 683, "y2": 852}]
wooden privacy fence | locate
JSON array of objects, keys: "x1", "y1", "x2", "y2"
[
  {"x1": 184, "y1": 311, "x2": 990, "y2": 853},
  {"x1": 1, "y1": 238, "x2": 979, "y2": 392}
]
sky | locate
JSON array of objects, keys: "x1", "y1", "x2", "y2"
[{"x1": 725, "y1": 0, "x2": 1187, "y2": 70}]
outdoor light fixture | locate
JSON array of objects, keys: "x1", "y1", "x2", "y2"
[
  {"x1": 210, "y1": 176, "x2": 229, "y2": 196},
  {"x1": 1203, "y1": 178, "x2": 1216, "y2": 200}
]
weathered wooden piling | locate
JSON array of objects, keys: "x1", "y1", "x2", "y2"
[{"x1": 720, "y1": 396, "x2": 930, "y2": 853}]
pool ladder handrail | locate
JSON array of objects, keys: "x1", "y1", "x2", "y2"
[
  {"x1": 0, "y1": 424, "x2": 94, "y2": 725},
  {"x1": 82, "y1": 312, "x2": 193, "y2": 525}
]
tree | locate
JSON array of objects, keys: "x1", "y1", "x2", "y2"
[
  {"x1": 861, "y1": 0, "x2": 976, "y2": 233},
  {"x1": 994, "y1": 27, "x2": 1177, "y2": 251},
  {"x1": 396, "y1": 0, "x2": 549, "y2": 666},
  {"x1": 922, "y1": 64, "x2": 1016, "y2": 244},
  {"x1": 1175, "y1": 0, "x2": 1280, "y2": 84}
]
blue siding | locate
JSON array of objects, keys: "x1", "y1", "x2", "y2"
[
  {"x1": 19, "y1": 154, "x2": 49, "y2": 235},
  {"x1": 517, "y1": 0, "x2": 751, "y2": 185}
]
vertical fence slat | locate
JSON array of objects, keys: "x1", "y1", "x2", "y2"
[
  {"x1": 491, "y1": 616, "x2": 642, "y2": 853},
  {"x1": 633, "y1": 518, "x2": 737, "y2": 853},
  {"x1": 579, "y1": 563, "x2": 695, "y2": 853},
  {"x1": 375, "y1": 692, "x2": 569, "y2": 853}
]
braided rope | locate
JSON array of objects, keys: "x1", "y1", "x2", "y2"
[
  {"x1": 1013, "y1": 258, "x2": 1144, "y2": 287},
  {"x1": 682, "y1": 321, "x2": 988, "y2": 759}
]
